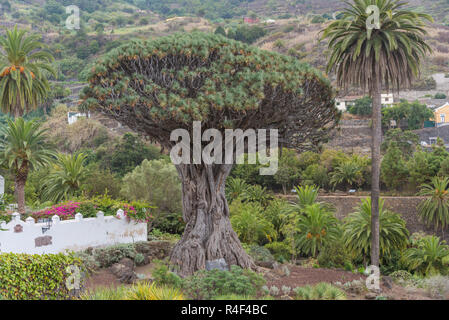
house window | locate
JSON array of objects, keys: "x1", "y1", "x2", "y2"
[{"x1": 441, "y1": 114, "x2": 446, "y2": 123}]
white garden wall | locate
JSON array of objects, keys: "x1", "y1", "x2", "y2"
[{"x1": 0, "y1": 210, "x2": 147, "y2": 254}]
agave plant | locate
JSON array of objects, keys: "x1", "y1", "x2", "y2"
[
  {"x1": 125, "y1": 282, "x2": 184, "y2": 300},
  {"x1": 295, "y1": 204, "x2": 341, "y2": 257},
  {"x1": 343, "y1": 198, "x2": 409, "y2": 262},
  {"x1": 417, "y1": 177, "x2": 449, "y2": 232},
  {"x1": 294, "y1": 283, "x2": 346, "y2": 300},
  {"x1": 403, "y1": 236, "x2": 449, "y2": 276}
]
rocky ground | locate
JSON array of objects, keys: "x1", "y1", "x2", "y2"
[
  {"x1": 84, "y1": 253, "x2": 432, "y2": 300},
  {"x1": 262, "y1": 264, "x2": 431, "y2": 300}
]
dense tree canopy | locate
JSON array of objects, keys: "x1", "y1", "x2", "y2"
[{"x1": 82, "y1": 32, "x2": 339, "y2": 152}]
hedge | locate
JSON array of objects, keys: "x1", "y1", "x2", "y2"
[{"x1": 0, "y1": 252, "x2": 84, "y2": 300}]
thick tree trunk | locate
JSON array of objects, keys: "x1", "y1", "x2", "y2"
[
  {"x1": 15, "y1": 177, "x2": 26, "y2": 214},
  {"x1": 370, "y1": 76, "x2": 381, "y2": 267},
  {"x1": 170, "y1": 164, "x2": 255, "y2": 277}
]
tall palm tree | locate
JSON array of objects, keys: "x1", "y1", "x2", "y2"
[
  {"x1": 0, "y1": 25, "x2": 55, "y2": 118},
  {"x1": 322, "y1": 0, "x2": 432, "y2": 266},
  {"x1": 41, "y1": 153, "x2": 88, "y2": 203},
  {"x1": 0, "y1": 118, "x2": 55, "y2": 213}
]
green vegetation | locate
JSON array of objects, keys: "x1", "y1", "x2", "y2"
[
  {"x1": 322, "y1": 0, "x2": 432, "y2": 269},
  {"x1": 418, "y1": 177, "x2": 449, "y2": 232},
  {"x1": 343, "y1": 198, "x2": 409, "y2": 263},
  {"x1": 382, "y1": 100, "x2": 434, "y2": 130},
  {"x1": 0, "y1": 26, "x2": 55, "y2": 117},
  {"x1": 181, "y1": 266, "x2": 266, "y2": 300},
  {"x1": 41, "y1": 153, "x2": 88, "y2": 202},
  {"x1": 403, "y1": 236, "x2": 449, "y2": 276},
  {"x1": 294, "y1": 282, "x2": 346, "y2": 300},
  {"x1": 0, "y1": 0, "x2": 448, "y2": 301},
  {"x1": 0, "y1": 118, "x2": 55, "y2": 213},
  {"x1": 0, "y1": 252, "x2": 84, "y2": 300}
]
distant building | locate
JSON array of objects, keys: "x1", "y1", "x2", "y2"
[
  {"x1": 67, "y1": 111, "x2": 90, "y2": 125},
  {"x1": 335, "y1": 93, "x2": 395, "y2": 111},
  {"x1": 415, "y1": 125, "x2": 449, "y2": 150},
  {"x1": 243, "y1": 17, "x2": 259, "y2": 24},
  {"x1": 432, "y1": 102, "x2": 449, "y2": 127},
  {"x1": 335, "y1": 95, "x2": 363, "y2": 111}
]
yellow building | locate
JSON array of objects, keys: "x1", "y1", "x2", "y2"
[{"x1": 434, "y1": 102, "x2": 449, "y2": 125}]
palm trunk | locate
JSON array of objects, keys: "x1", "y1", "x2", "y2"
[
  {"x1": 15, "y1": 161, "x2": 29, "y2": 214},
  {"x1": 15, "y1": 176, "x2": 26, "y2": 214},
  {"x1": 170, "y1": 163, "x2": 254, "y2": 277},
  {"x1": 370, "y1": 75, "x2": 381, "y2": 267}
]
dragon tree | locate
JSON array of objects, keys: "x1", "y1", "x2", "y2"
[{"x1": 81, "y1": 32, "x2": 339, "y2": 276}]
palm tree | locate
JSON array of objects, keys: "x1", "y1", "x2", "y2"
[
  {"x1": 417, "y1": 177, "x2": 449, "y2": 233},
  {"x1": 330, "y1": 160, "x2": 363, "y2": 190},
  {"x1": 343, "y1": 198, "x2": 409, "y2": 264},
  {"x1": 295, "y1": 204, "x2": 341, "y2": 257},
  {"x1": 0, "y1": 118, "x2": 55, "y2": 213},
  {"x1": 322, "y1": 0, "x2": 432, "y2": 266},
  {"x1": 0, "y1": 26, "x2": 55, "y2": 118},
  {"x1": 41, "y1": 153, "x2": 88, "y2": 203},
  {"x1": 403, "y1": 236, "x2": 449, "y2": 276}
]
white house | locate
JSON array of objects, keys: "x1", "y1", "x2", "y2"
[
  {"x1": 335, "y1": 93, "x2": 394, "y2": 111},
  {"x1": 335, "y1": 95, "x2": 363, "y2": 111},
  {"x1": 67, "y1": 111, "x2": 90, "y2": 125}
]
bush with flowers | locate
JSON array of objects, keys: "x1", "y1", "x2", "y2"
[{"x1": 30, "y1": 194, "x2": 153, "y2": 223}]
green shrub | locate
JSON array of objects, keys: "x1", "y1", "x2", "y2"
[
  {"x1": 151, "y1": 212, "x2": 185, "y2": 234},
  {"x1": 121, "y1": 159, "x2": 182, "y2": 214},
  {"x1": 403, "y1": 235, "x2": 449, "y2": 276},
  {"x1": 93, "y1": 243, "x2": 138, "y2": 268},
  {"x1": 389, "y1": 270, "x2": 420, "y2": 286},
  {"x1": 264, "y1": 241, "x2": 291, "y2": 262},
  {"x1": 0, "y1": 253, "x2": 84, "y2": 300},
  {"x1": 246, "y1": 244, "x2": 275, "y2": 263},
  {"x1": 80, "y1": 285, "x2": 127, "y2": 300},
  {"x1": 182, "y1": 266, "x2": 266, "y2": 300},
  {"x1": 317, "y1": 239, "x2": 352, "y2": 269},
  {"x1": 152, "y1": 261, "x2": 183, "y2": 288},
  {"x1": 148, "y1": 228, "x2": 181, "y2": 242},
  {"x1": 230, "y1": 199, "x2": 276, "y2": 244},
  {"x1": 294, "y1": 283, "x2": 346, "y2": 300}
]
